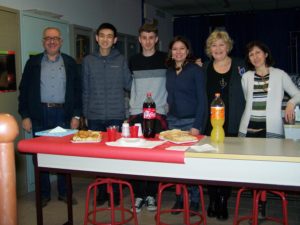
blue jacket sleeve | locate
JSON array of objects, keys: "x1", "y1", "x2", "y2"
[{"x1": 193, "y1": 66, "x2": 207, "y2": 133}]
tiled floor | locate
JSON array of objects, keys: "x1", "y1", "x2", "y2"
[{"x1": 18, "y1": 176, "x2": 300, "y2": 225}]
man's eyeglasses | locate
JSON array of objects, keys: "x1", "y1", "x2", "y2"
[{"x1": 43, "y1": 37, "x2": 61, "y2": 42}]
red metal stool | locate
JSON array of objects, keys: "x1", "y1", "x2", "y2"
[
  {"x1": 155, "y1": 183, "x2": 207, "y2": 225},
  {"x1": 233, "y1": 188, "x2": 288, "y2": 225},
  {"x1": 84, "y1": 178, "x2": 138, "y2": 225}
]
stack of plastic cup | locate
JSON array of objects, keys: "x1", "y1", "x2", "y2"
[{"x1": 121, "y1": 122, "x2": 130, "y2": 138}]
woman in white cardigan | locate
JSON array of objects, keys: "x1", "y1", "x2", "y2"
[
  {"x1": 238, "y1": 40, "x2": 300, "y2": 219},
  {"x1": 239, "y1": 41, "x2": 300, "y2": 138}
]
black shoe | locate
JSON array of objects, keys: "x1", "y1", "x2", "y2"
[
  {"x1": 41, "y1": 197, "x2": 51, "y2": 208},
  {"x1": 96, "y1": 192, "x2": 108, "y2": 206},
  {"x1": 258, "y1": 201, "x2": 267, "y2": 219},
  {"x1": 171, "y1": 198, "x2": 183, "y2": 215},
  {"x1": 207, "y1": 199, "x2": 217, "y2": 217},
  {"x1": 58, "y1": 195, "x2": 78, "y2": 205},
  {"x1": 216, "y1": 196, "x2": 228, "y2": 221},
  {"x1": 189, "y1": 201, "x2": 199, "y2": 217}
]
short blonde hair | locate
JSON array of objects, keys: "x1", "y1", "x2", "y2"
[{"x1": 205, "y1": 30, "x2": 233, "y2": 58}]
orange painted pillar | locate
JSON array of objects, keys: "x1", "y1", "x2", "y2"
[{"x1": 0, "y1": 114, "x2": 19, "y2": 225}]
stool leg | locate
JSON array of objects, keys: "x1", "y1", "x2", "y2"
[
  {"x1": 233, "y1": 188, "x2": 258, "y2": 225},
  {"x1": 156, "y1": 183, "x2": 164, "y2": 225},
  {"x1": 93, "y1": 185, "x2": 98, "y2": 225},
  {"x1": 182, "y1": 185, "x2": 190, "y2": 225},
  {"x1": 156, "y1": 183, "x2": 173, "y2": 225},
  {"x1": 126, "y1": 181, "x2": 139, "y2": 225},
  {"x1": 270, "y1": 191, "x2": 288, "y2": 225},
  {"x1": 251, "y1": 190, "x2": 259, "y2": 225},
  {"x1": 252, "y1": 190, "x2": 262, "y2": 225},
  {"x1": 84, "y1": 184, "x2": 92, "y2": 225},
  {"x1": 119, "y1": 182, "x2": 125, "y2": 224},
  {"x1": 281, "y1": 194, "x2": 289, "y2": 225},
  {"x1": 107, "y1": 182, "x2": 116, "y2": 224},
  {"x1": 84, "y1": 181, "x2": 100, "y2": 225},
  {"x1": 198, "y1": 185, "x2": 207, "y2": 225},
  {"x1": 233, "y1": 188, "x2": 247, "y2": 225}
]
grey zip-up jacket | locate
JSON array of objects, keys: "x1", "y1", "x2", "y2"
[{"x1": 82, "y1": 48, "x2": 132, "y2": 120}]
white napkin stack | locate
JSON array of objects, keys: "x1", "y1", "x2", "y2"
[{"x1": 49, "y1": 126, "x2": 66, "y2": 133}]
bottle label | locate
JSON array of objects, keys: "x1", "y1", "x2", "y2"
[
  {"x1": 211, "y1": 107, "x2": 225, "y2": 119},
  {"x1": 143, "y1": 108, "x2": 156, "y2": 119}
]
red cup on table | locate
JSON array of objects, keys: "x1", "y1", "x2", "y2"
[
  {"x1": 130, "y1": 125, "x2": 139, "y2": 138},
  {"x1": 107, "y1": 126, "x2": 118, "y2": 141}
]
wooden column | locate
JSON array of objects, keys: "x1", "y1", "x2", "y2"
[{"x1": 0, "y1": 114, "x2": 19, "y2": 225}]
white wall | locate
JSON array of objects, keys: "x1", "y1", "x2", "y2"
[
  {"x1": 0, "y1": 0, "x2": 142, "y2": 36},
  {"x1": 0, "y1": 0, "x2": 174, "y2": 51}
]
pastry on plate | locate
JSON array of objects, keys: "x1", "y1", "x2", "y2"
[
  {"x1": 72, "y1": 130, "x2": 101, "y2": 142},
  {"x1": 159, "y1": 129, "x2": 197, "y2": 142}
]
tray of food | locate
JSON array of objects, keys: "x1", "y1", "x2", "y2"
[
  {"x1": 159, "y1": 129, "x2": 198, "y2": 144},
  {"x1": 71, "y1": 130, "x2": 102, "y2": 143}
]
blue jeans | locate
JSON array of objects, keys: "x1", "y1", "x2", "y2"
[
  {"x1": 167, "y1": 115, "x2": 195, "y2": 131},
  {"x1": 32, "y1": 105, "x2": 68, "y2": 199},
  {"x1": 167, "y1": 115, "x2": 199, "y2": 203}
]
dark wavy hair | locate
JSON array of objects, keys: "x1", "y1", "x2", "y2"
[
  {"x1": 245, "y1": 40, "x2": 274, "y2": 70},
  {"x1": 165, "y1": 36, "x2": 196, "y2": 70}
]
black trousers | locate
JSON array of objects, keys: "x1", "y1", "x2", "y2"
[
  {"x1": 207, "y1": 185, "x2": 231, "y2": 200},
  {"x1": 131, "y1": 180, "x2": 158, "y2": 199}
]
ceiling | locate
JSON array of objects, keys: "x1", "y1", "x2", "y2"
[{"x1": 144, "y1": 0, "x2": 300, "y2": 16}]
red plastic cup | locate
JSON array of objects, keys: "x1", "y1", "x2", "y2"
[
  {"x1": 107, "y1": 126, "x2": 117, "y2": 141},
  {"x1": 130, "y1": 126, "x2": 139, "y2": 138}
]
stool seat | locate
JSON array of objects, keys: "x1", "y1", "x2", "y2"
[
  {"x1": 84, "y1": 178, "x2": 138, "y2": 225},
  {"x1": 155, "y1": 183, "x2": 207, "y2": 225},
  {"x1": 233, "y1": 188, "x2": 288, "y2": 225}
]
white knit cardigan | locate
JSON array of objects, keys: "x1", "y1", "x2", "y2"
[{"x1": 239, "y1": 67, "x2": 300, "y2": 137}]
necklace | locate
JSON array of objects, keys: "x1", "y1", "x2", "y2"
[{"x1": 219, "y1": 77, "x2": 227, "y2": 89}]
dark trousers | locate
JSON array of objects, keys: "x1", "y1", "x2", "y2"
[
  {"x1": 131, "y1": 180, "x2": 158, "y2": 199},
  {"x1": 128, "y1": 114, "x2": 165, "y2": 200},
  {"x1": 88, "y1": 119, "x2": 124, "y2": 197},
  {"x1": 32, "y1": 105, "x2": 68, "y2": 199},
  {"x1": 207, "y1": 185, "x2": 231, "y2": 201}
]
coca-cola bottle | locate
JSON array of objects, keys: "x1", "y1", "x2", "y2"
[{"x1": 143, "y1": 92, "x2": 156, "y2": 138}]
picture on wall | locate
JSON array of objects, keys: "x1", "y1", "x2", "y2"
[{"x1": 0, "y1": 51, "x2": 16, "y2": 93}]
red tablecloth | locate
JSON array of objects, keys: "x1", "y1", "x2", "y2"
[{"x1": 18, "y1": 133, "x2": 204, "y2": 164}]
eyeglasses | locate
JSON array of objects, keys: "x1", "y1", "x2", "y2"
[{"x1": 43, "y1": 36, "x2": 61, "y2": 42}]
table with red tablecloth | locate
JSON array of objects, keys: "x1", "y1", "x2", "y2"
[
  {"x1": 18, "y1": 133, "x2": 203, "y2": 164},
  {"x1": 17, "y1": 134, "x2": 300, "y2": 225}
]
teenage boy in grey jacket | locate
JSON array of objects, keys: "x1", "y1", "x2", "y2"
[{"x1": 82, "y1": 23, "x2": 132, "y2": 205}]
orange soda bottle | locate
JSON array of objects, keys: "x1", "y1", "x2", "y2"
[{"x1": 210, "y1": 93, "x2": 225, "y2": 142}]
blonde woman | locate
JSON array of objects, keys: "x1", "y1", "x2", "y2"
[{"x1": 203, "y1": 30, "x2": 246, "y2": 220}]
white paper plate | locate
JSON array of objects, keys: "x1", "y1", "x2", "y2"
[
  {"x1": 105, "y1": 138, "x2": 165, "y2": 148},
  {"x1": 159, "y1": 135, "x2": 198, "y2": 144},
  {"x1": 116, "y1": 138, "x2": 146, "y2": 146},
  {"x1": 71, "y1": 139, "x2": 101, "y2": 143}
]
